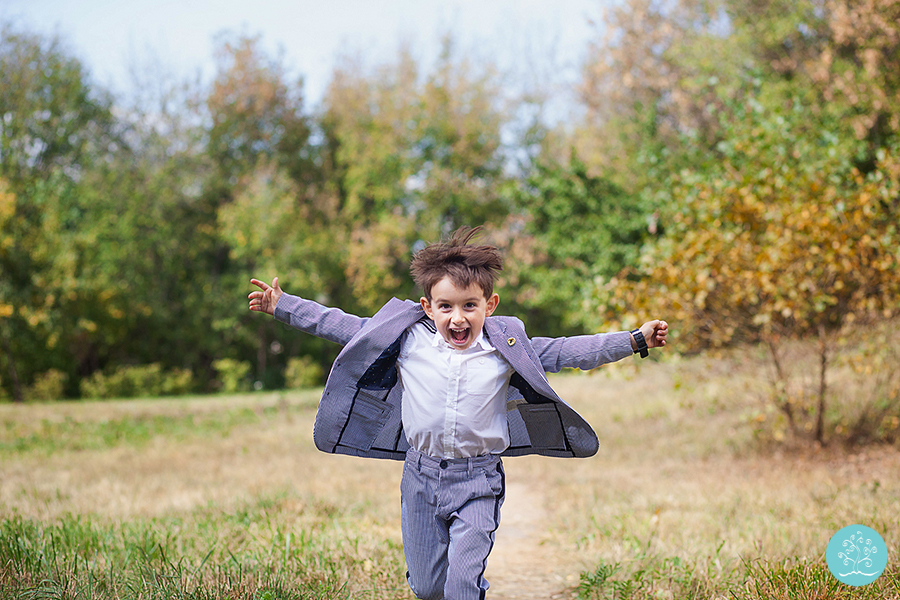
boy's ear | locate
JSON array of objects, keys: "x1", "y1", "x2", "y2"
[
  {"x1": 420, "y1": 297, "x2": 434, "y2": 319},
  {"x1": 485, "y1": 293, "x2": 499, "y2": 316}
]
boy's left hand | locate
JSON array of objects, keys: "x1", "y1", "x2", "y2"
[{"x1": 638, "y1": 320, "x2": 668, "y2": 349}]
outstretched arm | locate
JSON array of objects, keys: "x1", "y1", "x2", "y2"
[
  {"x1": 248, "y1": 277, "x2": 367, "y2": 346},
  {"x1": 531, "y1": 319, "x2": 669, "y2": 373}
]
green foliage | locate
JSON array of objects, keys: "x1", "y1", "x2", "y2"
[
  {"x1": 2, "y1": 0, "x2": 899, "y2": 422},
  {"x1": 207, "y1": 34, "x2": 312, "y2": 184},
  {"x1": 284, "y1": 356, "x2": 324, "y2": 390},
  {"x1": 0, "y1": 23, "x2": 116, "y2": 402},
  {"x1": 24, "y1": 369, "x2": 66, "y2": 402},
  {"x1": 319, "y1": 40, "x2": 512, "y2": 310},
  {"x1": 503, "y1": 153, "x2": 649, "y2": 335},
  {"x1": 0, "y1": 23, "x2": 114, "y2": 185},
  {"x1": 213, "y1": 358, "x2": 252, "y2": 393},
  {"x1": 80, "y1": 364, "x2": 194, "y2": 400},
  {"x1": 575, "y1": 550, "x2": 722, "y2": 599}
]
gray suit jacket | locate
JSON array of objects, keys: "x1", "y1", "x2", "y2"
[{"x1": 274, "y1": 294, "x2": 634, "y2": 460}]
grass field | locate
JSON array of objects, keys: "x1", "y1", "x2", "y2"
[{"x1": 2, "y1": 349, "x2": 899, "y2": 599}]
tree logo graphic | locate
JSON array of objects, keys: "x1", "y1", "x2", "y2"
[{"x1": 826, "y1": 525, "x2": 888, "y2": 586}]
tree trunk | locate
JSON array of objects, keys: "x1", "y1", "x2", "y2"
[
  {"x1": 1, "y1": 332, "x2": 24, "y2": 403},
  {"x1": 814, "y1": 325, "x2": 829, "y2": 445},
  {"x1": 257, "y1": 324, "x2": 267, "y2": 386},
  {"x1": 766, "y1": 338, "x2": 796, "y2": 433}
]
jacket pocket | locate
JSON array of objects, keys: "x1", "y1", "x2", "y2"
[
  {"x1": 337, "y1": 388, "x2": 392, "y2": 451},
  {"x1": 517, "y1": 403, "x2": 567, "y2": 450}
]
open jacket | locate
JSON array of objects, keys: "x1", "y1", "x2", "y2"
[{"x1": 274, "y1": 294, "x2": 634, "y2": 461}]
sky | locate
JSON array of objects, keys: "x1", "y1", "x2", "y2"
[{"x1": 1, "y1": 0, "x2": 608, "y2": 115}]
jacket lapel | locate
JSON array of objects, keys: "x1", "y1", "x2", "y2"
[{"x1": 484, "y1": 317, "x2": 559, "y2": 402}]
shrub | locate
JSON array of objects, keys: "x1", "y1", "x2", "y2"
[
  {"x1": 26, "y1": 369, "x2": 67, "y2": 401},
  {"x1": 213, "y1": 358, "x2": 252, "y2": 393},
  {"x1": 159, "y1": 368, "x2": 194, "y2": 396},
  {"x1": 80, "y1": 364, "x2": 195, "y2": 399},
  {"x1": 737, "y1": 319, "x2": 900, "y2": 448},
  {"x1": 284, "y1": 356, "x2": 324, "y2": 389}
]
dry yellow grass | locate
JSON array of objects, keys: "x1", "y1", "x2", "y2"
[
  {"x1": 3, "y1": 352, "x2": 900, "y2": 598},
  {"x1": 0, "y1": 393, "x2": 401, "y2": 522},
  {"x1": 524, "y1": 357, "x2": 900, "y2": 596}
]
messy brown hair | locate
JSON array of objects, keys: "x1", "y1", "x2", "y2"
[{"x1": 410, "y1": 226, "x2": 503, "y2": 301}]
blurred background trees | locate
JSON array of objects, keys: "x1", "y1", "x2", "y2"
[{"x1": 1, "y1": 0, "x2": 898, "y2": 448}]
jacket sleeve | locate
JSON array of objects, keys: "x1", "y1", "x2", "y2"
[
  {"x1": 273, "y1": 293, "x2": 368, "y2": 346},
  {"x1": 530, "y1": 331, "x2": 634, "y2": 373}
]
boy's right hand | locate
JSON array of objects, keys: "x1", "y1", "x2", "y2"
[{"x1": 248, "y1": 277, "x2": 283, "y2": 316}]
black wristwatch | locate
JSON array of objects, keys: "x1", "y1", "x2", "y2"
[{"x1": 631, "y1": 329, "x2": 649, "y2": 358}]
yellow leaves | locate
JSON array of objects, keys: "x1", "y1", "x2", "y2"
[
  {"x1": 0, "y1": 179, "x2": 16, "y2": 255},
  {"x1": 603, "y1": 145, "x2": 900, "y2": 353},
  {"x1": 77, "y1": 319, "x2": 98, "y2": 333},
  {"x1": 0, "y1": 179, "x2": 15, "y2": 227},
  {"x1": 0, "y1": 304, "x2": 13, "y2": 319}
]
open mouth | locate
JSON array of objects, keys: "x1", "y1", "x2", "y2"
[{"x1": 449, "y1": 327, "x2": 470, "y2": 345}]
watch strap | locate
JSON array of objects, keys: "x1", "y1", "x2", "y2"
[{"x1": 631, "y1": 328, "x2": 649, "y2": 358}]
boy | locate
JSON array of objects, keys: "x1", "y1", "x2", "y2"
[{"x1": 248, "y1": 227, "x2": 667, "y2": 600}]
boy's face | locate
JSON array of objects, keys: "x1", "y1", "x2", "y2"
[{"x1": 421, "y1": 276, "x2": 499, "y2": 351}]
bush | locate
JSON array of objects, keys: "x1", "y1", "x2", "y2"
[
  {"x1": 160, "y1": 367, "x2": 194, "y2": 396},
  {"x1": 80, "y1": 364, "x2": 195, "y2": 399},
  {"x1": 284, "y1": 356, "x2": 324, "y2": 389},
  {"x1": 213, "y1": 358, "x2": 252, "y2": 393},
  {"x1": 26, "y1": 369, "x2": 67, "y2": 401},
  {"x1": 736, "y1": 319, "x2": 900, "y2": 448}
]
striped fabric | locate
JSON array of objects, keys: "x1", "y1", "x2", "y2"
[
  {"x1": 272, "y1": 294, "x2": 637, "y2": 599},
  {"x1": 401, "y1": 448, "x2": 505, "y2": 600},
  {"x1": 273, "y1": 294, "x2": 635, "y2": 461}
]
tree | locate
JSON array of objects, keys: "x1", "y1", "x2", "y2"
[
  {"x1": 500, "y1": 153, "x2": 650, "y2": 336},
  {"x1": 0, "y1": 24, "x2": 116, "y2": 401},
  {"x1": 574, "y1": 0, "x2": 900, "y2": 444},
  {"x1": 206, "y1": 34, "x2": 311, "y2": 185},
  {"x1": 0, "y1": 24, "x2": 114, "y2": 186},
  {"x1": 317, "y1": 38, "x2": 512, "y2": 310},
  {"x1": 596, "y1": 94, "x2": 900, "y2": 443},
  {"x1": 570, "y1": 0, "x2": 745, "y2": 189}
]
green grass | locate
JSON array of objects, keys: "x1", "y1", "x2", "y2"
[
  {"x1": 0, "y1": 492, "x2": 407, "y2": 599},
  {"x1": 3, "y1": 344, "x2": 900, "y2": 599},
  {"x1": 0, "y1": 391, "x2": 410, "y2": 599},
  {"x1": 0, "y1": 393, "x2": 316, "y2": 456},
  {"x1": 573, "y1": 547, "x2": 900, "y2": 600}
]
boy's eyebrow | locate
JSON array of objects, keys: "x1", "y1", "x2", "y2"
[{"x1": 432, "y1": 295, "x2": 483, "y2": 304}]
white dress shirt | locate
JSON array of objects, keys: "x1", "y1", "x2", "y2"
[{"x1": 397, "y1": 321, "x2": 514, "y2": 459}]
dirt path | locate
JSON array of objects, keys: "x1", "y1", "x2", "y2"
[{"x1": 485, "y1": 474, "x2": 576, "y2": 599}]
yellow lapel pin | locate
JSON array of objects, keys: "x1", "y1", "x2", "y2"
[{"x1": 507, "y1": 337, "x2": 516, "y2": 347}]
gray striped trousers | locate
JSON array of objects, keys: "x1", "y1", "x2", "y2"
[{"x1": 401, "y1": 448, "x2": 506, "y2": 600}]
